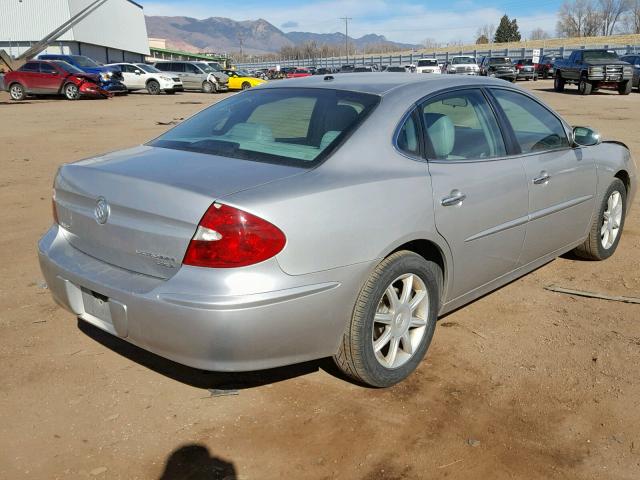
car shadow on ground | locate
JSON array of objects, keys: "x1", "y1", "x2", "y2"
[
  {"x1": 158, "y1": 444, "x2": 236, "y2": 480},
  {"x1": 78, "y1": 320, "x2": 352, "y2": 389}
]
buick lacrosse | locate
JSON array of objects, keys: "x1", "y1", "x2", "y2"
[{"x1": 39, "y1": 74, "x2": 636, "y2": 387}]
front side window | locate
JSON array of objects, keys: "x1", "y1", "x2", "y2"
[
  {"x1": 491, "y1": 89, "x2": 569, "y2": 153},
  {"x1": 185, "y1": 63, "x2": 201, "y2": 73},
  {"x1": 149, "y1": 88, "x2": 379, "y2": 165},
  {"x1": 421, "y1": 90, "x2": 506, "y2": 160},
  {"x1": 40, "y1": 63, "x2": 57, "y2": 74}
]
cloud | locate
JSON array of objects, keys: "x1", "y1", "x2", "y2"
[
  {"x1": 141, "y1": 0, "x2": 558, "y2": 44},
  {"x1": 281, "y1": 21, "x2": 299, "y2": 29}
]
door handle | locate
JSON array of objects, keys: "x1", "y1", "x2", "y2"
[
  {"x1": 533, "y1": 171, "x2": 551, "y2": 185},
  {"x1": 441, "y1": 190, "x2": 467, "y2": 207}
]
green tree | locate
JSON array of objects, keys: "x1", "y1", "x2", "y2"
[{"x1": 494, "y1": 14, "x2": 522, "y2": 42}]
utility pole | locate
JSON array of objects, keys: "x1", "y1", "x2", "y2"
[
  {"x1": 237, "y1": 33, "x2": 244, "y2": 59},
  {"x1": 340, "y1": 17, "x2": 352, "y2": 64}
]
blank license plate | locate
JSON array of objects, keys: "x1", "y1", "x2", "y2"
[{"x1": 81, "y1": 288, "x2": 112, "y2": 323}]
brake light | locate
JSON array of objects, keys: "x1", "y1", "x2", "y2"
[{"x1": 183, "y1": 203, "x2": 286, "y2": 268}]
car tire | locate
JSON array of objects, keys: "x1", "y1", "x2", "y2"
[
  {"x1": 9, "y1": 82, "x2": 26, "y2": 101},
  {"x1": 334, "y1": 251, "x2": 442, "y2": 388},
  {"x1": 578, "y1": 76, "x2": 593, "y2": 95},
  {"x1": 63, "y1": 82, "x2": 80, "y2": 100},
  {"x1": 618, "y1": 80, "x2": 632, "y2": 95},
  {"x1": 574, "y1": 178, "x2": 626, "y2": 261},
  {"x1": 241, "y1": 81, "x2": 251, "y2": 90},
  {"x1": 147, "y1": 80, "x2": 161, "y2": 95},
  {"x1": 554, "y1": 73, "x2": 565, "y2": 92},
  {"x1": 202, "y1": 81, "x2": 215, "y2": 93}
]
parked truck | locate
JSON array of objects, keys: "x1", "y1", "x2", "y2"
[{"x1": 554, "y1": 49, "x2": 634, "y2": 95}]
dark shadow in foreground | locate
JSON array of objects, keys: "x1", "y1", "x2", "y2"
[
  {"x1": 78, "y1": 320, "x2": 351, "y2": 389},
  {"x1": 159, "y1": 444, "x2": 236, "y2": 480}
]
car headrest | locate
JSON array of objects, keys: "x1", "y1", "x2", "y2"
[
  {"x1": 424, "y1": 113, "x2": 455, "y2": 159},
  {"x1": 225, "y1": 122, "x2": 274, "y2": 143},
  {"x1": 325, "y1": 105, "x2": 359, "y2": 132},
  {"x1": 320, "y1": 131, "x2": 341, "y2": 150}
]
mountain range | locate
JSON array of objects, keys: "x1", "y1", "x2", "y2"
[{"x1": 145, "y1": 16, "x2": 418, "y2": 55}]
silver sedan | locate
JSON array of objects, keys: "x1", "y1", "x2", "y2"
[{"x1": 39, "y1": 74, "x2": 637, "y2": 387}]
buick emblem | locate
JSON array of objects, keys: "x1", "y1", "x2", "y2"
[{"x1": 94, "y1": 197, "x2": 110, "y2": 225}]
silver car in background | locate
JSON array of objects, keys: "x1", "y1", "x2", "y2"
[
  {"x1": 39, "y1": 74, "x2": 636, "y2": 387},
  {"x1": 446, "y1": 56, "x2": 480, "y2": 75},
  {"x1": 153, "y1": 61, "x2": 229, "y2": 93}
]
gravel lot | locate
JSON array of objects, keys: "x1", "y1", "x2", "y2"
[{"x1": 0, "y1": 81, "x2": 639, "y2": 480}]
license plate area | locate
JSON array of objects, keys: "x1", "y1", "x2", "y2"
[{"x1": 81, "y1": 288, "x2": 112, "y2": 323}]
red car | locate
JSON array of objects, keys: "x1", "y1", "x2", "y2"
[
  {"x1": 4, "y1": 60, "x2": 110, "y2": 101},
  {"x1": 286, "y1": 68, "x2": 312, "y2": 78}
]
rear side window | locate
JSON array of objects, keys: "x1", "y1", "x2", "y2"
[
  {"x1": 421, "y1": 90, "x2": 506, "y2": 160},
  {"x1": 491, "y1": 89, "x2": 569, "y2": 153},
  {"x1": 397, "y1": 114, "x2": 420, "y2": 156},
  {"x1": 150, "y1": 88, "x2": 380, "y2": 165},
  {"x1": 19, "y1": 62, "x2": 40, "y2": 72}
]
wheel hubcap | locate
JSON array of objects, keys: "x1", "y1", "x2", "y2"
[
  {"x1": 66, "y1": 85, "x2": 77, "y2": 97},
  {"x1": 372, "y1": 273, "x2": 429, "y2": 369},
  {"x1": 10, "y1": 86, "x2": 21, "y2": 98},
  {"x1": 601, "y1": 191, "x2": 623, "y2": 249}
]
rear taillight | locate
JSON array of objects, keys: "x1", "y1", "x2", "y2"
[{"x1": 183, "y1": 203, "x2": 286, "y2": 268}]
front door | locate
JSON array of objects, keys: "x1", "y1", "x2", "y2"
[
  {"x1": 489, "y1": 88, "x2": 597, "y2": 264},
  {"x1": 422, "y1": 89, "x2": 529, "y2": 301},
  {"x1": 38, "y1": 62, "x2": 63, "y2": 93},
  {"x1": 184, "y1": 63, "x2": 203, "y2": 89}
]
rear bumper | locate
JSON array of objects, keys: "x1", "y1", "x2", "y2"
[
  {"x1": 516, "y1": 71, "x2": 536, "y2": 79},
  {"x1": 38, "y1": 225, "x2": 371, "y2": 371}
]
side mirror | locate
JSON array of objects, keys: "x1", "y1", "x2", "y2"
[
  {"x1": 134, "y1": 70, "x2": 142, "y2": 75},
  {"x1": 572, "y1": 126, "x2": 601, "y2": 147}
]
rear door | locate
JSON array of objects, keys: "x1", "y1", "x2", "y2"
[
  {"x1": 422, "y1": 88, "x2": 528, "y2": 300},
  {"x1": 489, "y1": 88, "x2": 597, "y2": 264},
  {"x1": 17, "y1": 62, "x2": 41, "y2": 91}
]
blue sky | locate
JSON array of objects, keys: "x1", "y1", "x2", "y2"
[{"x1": 140, "y1": 0, "x2": 565, "y2": 44}]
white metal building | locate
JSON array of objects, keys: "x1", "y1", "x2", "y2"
[{"x1": 0, "y1": 0, "x2": 150, "y2": 63}]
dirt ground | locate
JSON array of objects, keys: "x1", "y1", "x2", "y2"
[{"x1": 0, "y1": 81, "x2": 639, "y2": 480}]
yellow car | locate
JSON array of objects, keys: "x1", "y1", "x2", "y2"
[{"x1": 222, "y1": 70, "x2": 266, "y2": 90}]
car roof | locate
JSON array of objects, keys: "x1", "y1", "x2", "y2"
[{"x1": 258, "y1": 72, "x2": 519, "y2": 96}]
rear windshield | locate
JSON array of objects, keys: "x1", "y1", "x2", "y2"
[
  {"x1": 71, "y1": 56, "x2": 100, "y2": 68},
  {"x1": 149, "y1": 88, "x2": 380, "y2": 166},
  {"x1": 489, "y1": 57, "x2": 510, "y2": 64},
  {"x1": 418, "y1": 60, "x2": 438, "y2": 66},
  {"x1": 583, "y1": 50, "x2": 619, "y2": 61}
]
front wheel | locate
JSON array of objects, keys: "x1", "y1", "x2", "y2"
[
  {"x1": 618, "y1": 80, "x2": 632, "y2": 95},
  {"x1": 241, "y1": 81, "x2": 251, "y2": 90},
  {"x1": 574, "y1": 178, "x2": 626, "y2": 260},
  {"x1": 578, "y1": 76, "x2": 593, "y2": 95},
  {"x1": 334, "y1": 251, "x2": 442, "y2": 387},
  {"x1": 147, "y1": 79, "x2": 161, "y2": 95},
  {"x1": 9, "y1": 83, "x2": 26, "y2": 101},
  {"x1": 202, "y1": 81, "x2": 216, "y2": 93},
  {"x1": 64, "y1": 82, "x2": 80, "y2": 100},
  {"x1": 554, "y1": 73, "x2": 565, "y2": 92}
]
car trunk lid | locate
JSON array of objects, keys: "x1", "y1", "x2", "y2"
[{"x1": 54, "y1": 145, "x2": 305, "y2": 279}]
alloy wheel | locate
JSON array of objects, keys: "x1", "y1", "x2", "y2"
[
  {"x1": 10, "y1": 84, "x2": 24, "y2": 100},
  {"x1": 372, "y1": 273, "x2": 429, "y2": 369},
  {"x1": 601, "y1": 191, "x2": 623, "y2": 249}
]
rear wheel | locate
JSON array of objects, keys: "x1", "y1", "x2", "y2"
[
  {"x1": 146, "y1": 79, "x2": 161, "y2": 95},
  {"x1": 202, "y1": 81, "x2": 215, "y2": 93},
  {"x1": 574, "y1": 178, "x2": 626, "y2": 260},
  {"x1": 64, "y1": 82, "x2": 80, "y2": 100},
  {"x1": 9, "y1": 83, "x2": 26, "y2": 101},
  {"x1": 241, "y1": 81, "x2": 251, "y2": 90},
  {"x1": 554, "y1": 73, "x2": 565, "y2": 92},
  {"x1": 334, "y1": 251, "x2": 441, "y2": 387},
  {"x1": 618, "y1": 80, "x2": 632, "y2": 95},
  {"x1": 578, "y1": 76, "x2": 593, "y2": 95}
]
